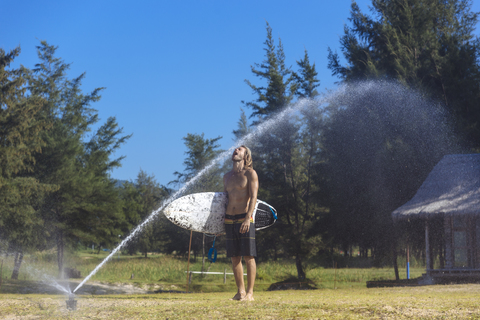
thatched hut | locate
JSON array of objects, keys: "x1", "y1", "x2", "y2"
[{"x1": 392, "y1": 154, "x2": 480, "y2": 283}]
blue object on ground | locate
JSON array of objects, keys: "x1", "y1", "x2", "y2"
[{"x1": 208, "y1": 236, "x2": 217, "y2": 263}]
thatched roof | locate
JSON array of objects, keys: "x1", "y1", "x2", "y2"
[{"x1": 392, "y1": 154, "x2": 480, "y2": 221}]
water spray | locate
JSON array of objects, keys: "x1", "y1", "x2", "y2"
[
  {"x1": 72, "y1": 98, "x2": 315, "y2": 293},
  {"x1": 75, "y1": 80, "x2": 442, "y2": 293}
]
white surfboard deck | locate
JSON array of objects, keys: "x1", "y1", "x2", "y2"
[{"x1": 163, "y1": 192, "x2": 277, "y2": 234}]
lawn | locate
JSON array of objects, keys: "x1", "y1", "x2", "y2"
[
  {"x1": 1, "y1": 285, "x2": 480, "y2": 319},
  {"x1": 0, "y1": 250, "x2": 426, "y2": 293},
  {"x1": 1, "y1": 252, "x2": 479, "y2": 318}
]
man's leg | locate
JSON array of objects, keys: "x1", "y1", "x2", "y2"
[
  {"x1": 241, "y1": 256, "x2": 256, "y2": 301},
  {"x1": 230, "y1": 256, "x2": 245, "y2": 300}
]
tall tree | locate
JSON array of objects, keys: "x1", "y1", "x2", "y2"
[
  {"x1": 319, "y1": 81, "x2": 457, "y2": 266},
  {"x1": 292, "y1": 50, "x2": 320, "y2": 99},
  {"x1": 81, "y1": 117, "x2": 132, "y2": 250},
  {"x1": 132, "y1": 170, "x2": 169, "y2": 258},
  {"x1": 328, "y1": 0, "x2": 480, "y2": 149},
  {"x1": 244, "y1": 22, "x2": 295, "y2": 121},
  {"x1": 243, "y1": 23, "x2": 323, "y2": 279},
  {"x1": 25, "y1": 41, "x2": 130, "y2": 277},
  {"x1": 0, "y1": 47, "x2": 54, "y2": 279},
  {"x1": 324, "y1": 0, "x2": 479, "y2": 269}
]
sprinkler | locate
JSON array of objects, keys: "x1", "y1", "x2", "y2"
[{"x1": 66, "y1": 294, "x2": 77, "y2": 311}]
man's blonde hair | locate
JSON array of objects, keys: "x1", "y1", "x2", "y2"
[{"x1": 240, "y1": 145, "x2": 253, "y2": 169}]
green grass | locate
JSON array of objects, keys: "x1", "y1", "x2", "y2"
[
  {"x1": 2, "y1": 251, "x2": 477, "y2": 319},
  {"x1": 1, "y1": 285, "x2": 480, "y2": 319},
  {"x1": 0, "y1": 250, "x2": 425, "y2": 293}
]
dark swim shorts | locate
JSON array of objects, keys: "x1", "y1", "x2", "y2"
[{"x1": 225, "y1": 213, "x2": 256, "y2": 257}]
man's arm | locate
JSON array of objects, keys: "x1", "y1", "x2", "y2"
[{"x1": 240, "y1": 169, "x2": 259, "y2": 234}]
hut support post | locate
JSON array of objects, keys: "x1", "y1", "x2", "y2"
[
  {"x1": 445, "y1": 216, "x2": 453, "y2": 268},
  {"x1": 425, "y1": 220, "x2": 431, "y2": 273},
  {"x1": 407, "y1": 245, "x2": 410, "y2": 279}
]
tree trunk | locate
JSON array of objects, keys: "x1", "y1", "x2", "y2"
[
  {"x1": 295, "y1": 254, "x2": 306, "y2": 280},
  {"x1": 295, "y1": 238, "x2": 306, "y2": 280},
  {"x1": 11, "y1": 251, "x2": 23, "y2": 280},
  {"x1": 393, "y1": 244, "x2": 400, "y2": 280},
  {"x1": 57, "y1": 230, "x2": 64, "y2": 279},
  {"x1": 343, "y1": 243, "x2": 349, "y2": 257}
]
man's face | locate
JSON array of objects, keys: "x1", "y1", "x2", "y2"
[{"x1": 232, "y1": 147, "x2": 246, "y2": 162}]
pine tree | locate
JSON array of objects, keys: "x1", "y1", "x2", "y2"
[
  {"x1": 119, "y1": 181, "x2": 143, "y2": 255},
  {"x1": 0, "y1": 47, "x2": 54, "y2": 278},
  {"x1": 328, "y1": 0, "x2": 480, "y2": 149},
  {"x1": 244, "y1": 22, "x2": 295, "y2": 121},
  {"x1": 120, "y1": 176, "x2": 174, "y2": 257},
  {"x1": 232, "y1": 108, "x2": 251, "y2": 141},
  {"x1": 319, "y1": 80, "x2": 457, "y2": 267},
  {"x1": 170, "y1": 133, "x2": 224, "y2": 193},
  {"x1": 323, "y1": 0, "x2": 480, "y2": 267},
  {"x1": 135, "y1": 170, "x2": 168, "y2": 257},
  {"x1": 81, "y1": 117, "x2": 132, "y2": 250},
  {"x1": 292, "y1": 50, "x2": 320, "y2": 99},
  {"x1": 25, "y1": 41, "x2": 130, "y2": 277},
  {"x1": 243, "y1": 24, "x2": 324, "y2": 279}
]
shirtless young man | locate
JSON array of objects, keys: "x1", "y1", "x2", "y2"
[{"x1": 223, "y1": 145, "x2": 258, "y2": 301}]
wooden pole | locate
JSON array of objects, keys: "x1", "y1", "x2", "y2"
[
  {"x1": 334, "y1": 262, "x2": 337, "y2": 289},
  {"x1": 186, "y1": 231, "x2": 193, "y2": 293},
  {"x1": 425, "y1": 220, "x2": 431, "y2": 273},
  {"x1": 201, "y1": 234, "x2": 205, "y2": 276},
  {"x1": 407, "y1": 245, "x2": 410, "y2": 279},
  {"x1": 0, "y1": 260, "x2": 3, "y2": 289}
]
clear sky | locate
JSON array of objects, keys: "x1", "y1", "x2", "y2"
[{"x1": 2, "y1": 0, "x2": 480, "y2": 186}]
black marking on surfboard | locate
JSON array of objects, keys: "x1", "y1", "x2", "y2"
[{"x1": 255, "y1": 202, "x2": 277, "y2": 229}]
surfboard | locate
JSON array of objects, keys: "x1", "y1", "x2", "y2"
[{"x1": 163, "y1": 192, "x2": 277, "y2": 234}]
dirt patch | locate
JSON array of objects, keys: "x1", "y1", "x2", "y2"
[{"x1": 73, "y1": 281, "x2": 151, "y2": 295}]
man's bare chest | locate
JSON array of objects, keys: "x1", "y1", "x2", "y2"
[{"x1": 226, "y1": 172, "x2": 248, "y2": 192}]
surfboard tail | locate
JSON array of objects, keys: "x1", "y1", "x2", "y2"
[{"x1": 254, "y1": 201, "x2": 277, "y2": 230}]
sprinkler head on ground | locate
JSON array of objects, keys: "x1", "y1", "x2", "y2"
[{"x1": 66, "y1": 294, "x2": 77, "y2": 311}]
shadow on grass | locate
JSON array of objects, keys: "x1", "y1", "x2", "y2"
[
  {"x1": 267, "y1": 276, "x2": 317, "y2": 291},
  {"x1": 366, "y1": 277, "x2": 423, "y2": 288}
]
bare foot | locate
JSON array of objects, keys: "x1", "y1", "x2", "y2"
[
  {"x1": 230, "y1": 292, "x2": 246, "y2": 300},
  {"x1": 240, "y1": 293, "x2": 254, "y2": 301}
]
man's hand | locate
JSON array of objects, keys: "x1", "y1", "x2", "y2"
[{"x1": 240, "y1": 219, "x2": 250, "y2": 234}]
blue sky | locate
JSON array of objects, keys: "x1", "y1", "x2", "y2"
[{"x1": 2, "y1": 0, "x2": 480, "y2": 186}]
